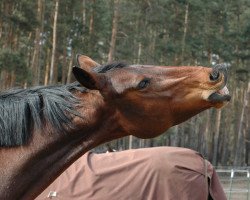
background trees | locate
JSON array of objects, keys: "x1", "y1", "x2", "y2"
[{"x1": 0, "y1": 0, "x2": 249, "y2": 166}]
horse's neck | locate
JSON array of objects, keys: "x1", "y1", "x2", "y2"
[{"x1": 0, "y1": 92, "x2": 125, "y2": 200}]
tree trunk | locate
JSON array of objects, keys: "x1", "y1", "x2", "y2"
[
  {"x1": 221, "y1": 107, "x2": 231, "y2": 165},
  {"x1": 128, "y1": 135, "x2": 133, "y2": 149},
  {"x1": 61, "y1": 47, "x2": 67, "y2": 84},
  {"x1": 212, "y1": 109, "x2": 222, "y2": 165},
  {"x1": 87, "y1": 0, "x2": 95, "y2": 55},
  {"x1": 10, "y1": 70, "x2": 16, "y2": 87},
  {"x1": 66, "y1": 52, "x2": 74, "y2": 84},
  {"x1": 89, "y1": 0, "x2": 94, "y2": 35},
  {"x1": 181, "y1": 3, "x2": 189, "y2": 65},
  {"x1": 172, "y1": 125, "x2": 180, "y2": 146},
  {"x1": 234, "y1": 87, "x2": 248, "y2": 166},
  {"x1": 197, "y1": 115, "x2": 205, "y2": 153},
  {"x1": 0, "y1": 1, "x2": 3, "y2": 40},
  {"x1": 0, "y1": 70, "x2": 7, "y2": 90},
  {"x1": 108, "y1": 0, "x2": 119, "y2": 63},
  {"x1": 82, "y1": 0, "x2": 86, "y2": 28},
  {"x1": 38, "y1": 0, "x2": 45, "y2": 84},
  {"x1": 244, "y1": 82, "x2": 250, "y2": 165},
  {"x1": 204, "y1": 110, "x2": 212, "y2": 159},
  {"x1": 31, "y1": 0, "x2": 43, "y2": 86},
  {"x1": 2, "y1": 2, "x2": 13, "y2": 49},
  {"x1": 49, "y1": 0, "x2": 59, "y2": 84},
  {"x1": 44, "y1": 49, "x2": 50, "y2": 86}
]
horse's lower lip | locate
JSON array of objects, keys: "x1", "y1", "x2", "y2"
[{"x1": 208, "y1": 86, "x2": 231, "y2": 102}]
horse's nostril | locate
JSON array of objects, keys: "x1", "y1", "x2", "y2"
[
  {"x1": 210, "y1": 64, "x2": 228, "y2": 83},
  {"x1": 209, "y1": 71, "x2": 220, "y2": 81}
]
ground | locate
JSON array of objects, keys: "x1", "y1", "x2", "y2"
[{"x1": 217, "y1": 168, "x2": 250, "y2": 200}]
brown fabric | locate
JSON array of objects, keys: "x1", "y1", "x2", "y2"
[{"x1": 36, "y1": 147, "x2": 226, "y2": 200}]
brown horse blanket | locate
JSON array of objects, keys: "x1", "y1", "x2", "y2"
[{"x1": 36, "y1": 147, "x2": 226, "y2": 200}]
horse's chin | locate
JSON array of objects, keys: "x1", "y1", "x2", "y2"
[
  {"x1": 208, "y1": 86, "x2": 231, "y2": 108},
  {"x1": 212, "y1": 101, "x2": 230, "y2": 109}
]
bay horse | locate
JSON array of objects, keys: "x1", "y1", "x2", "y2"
[
  {"x1": 0, "y1": 55, "x2": 231, "y2": 200},
  {"x1": 36, "y1": 147, "x2": 227, "y2": 200}
]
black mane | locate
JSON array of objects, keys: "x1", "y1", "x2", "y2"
[
  {"x1": 0, "y1": 82, "x2": 84, "y2": 147},
  {"x1": 0, "y1": 62, "x2": 126, "y2": 147}
]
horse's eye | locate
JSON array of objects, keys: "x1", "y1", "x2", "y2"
[{"x1": 137, "y1": 78, "x2": 150, "y2": 89}]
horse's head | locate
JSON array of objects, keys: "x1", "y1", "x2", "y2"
[{"x1": 73, "y1": 55, "x2": 230, "y2": 138}]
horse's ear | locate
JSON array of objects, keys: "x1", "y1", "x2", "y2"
[
  {"x1": 72, "y1": 66, "x2": 99, "y2": 90},
  {"x1": 76, "y1": 54, "x2": 100, "y2": 71}
]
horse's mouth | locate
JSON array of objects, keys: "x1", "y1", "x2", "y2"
[{"x1": 208, "y1": 86, "x2": 231, "y2": 106}]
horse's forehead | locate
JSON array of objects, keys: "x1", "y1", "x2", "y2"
[
  {"x1": 106, "y1": 66, "x2": 153, "y2": 80},
  {"x1": 116, "y1": 65, "x2": 166, "y2": 74},
  {"x1": 129, "y1": 64, "x2": 163, "y2": 70},
  {"x1": 112, "y1": 65, "x2": 207, "y2": 76}
]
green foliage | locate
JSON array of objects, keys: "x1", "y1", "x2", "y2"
[
  {"x1": 9, "y1": 0, "x2": 38, "y2": 32},
  {"x1": 0, "y1": 49, "x2": 29, "y2": 81}
]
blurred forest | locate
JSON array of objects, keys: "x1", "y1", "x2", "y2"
[{"x1": 0, "y1": 0, "x2": 249, "y2": 166}]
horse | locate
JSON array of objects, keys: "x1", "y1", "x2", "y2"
[
  {"x1": 0, "y1": 54, "x2": 231, "y2": 200},
  {"x1": 36, "y1": 147, "x2": 227, "y2": 200}
]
